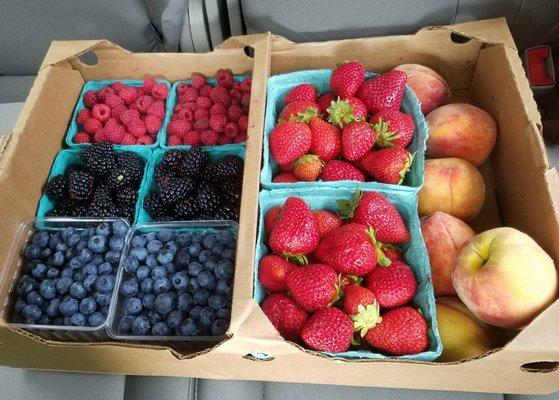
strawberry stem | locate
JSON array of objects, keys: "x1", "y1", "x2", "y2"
[
  {"x1": 373, "y1": 118, "x2": 397, "y2": 148},
  {"x1": 282, "y1": 252, "x2": 308, "y2": 265},
  {"x1": 366, "y1": 227, "x2": 391, "y2": 267},
  {"x1": 398, "y1": 152, "x2": 415, "y2": 184},
  {"x1": 337, "y1": 188, "x2": 363, "y2": 220},
  {"x1": 351, "y1": 301, "x2": 382, "y2": 337},
  {"x1": 326, "y1": 97, "x2": 362, "y2": 128}
]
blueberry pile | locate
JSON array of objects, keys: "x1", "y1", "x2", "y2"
[
  {"x1": 12, "y1": 220, "x2": 129, "y2": 327},
  {"x1": 116, "y1": 228, "x2": 236, "y2": 337}
]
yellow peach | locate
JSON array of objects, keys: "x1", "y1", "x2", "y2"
[{"x1": 395, "y1": 64, "x2": 451, "y2": 115}]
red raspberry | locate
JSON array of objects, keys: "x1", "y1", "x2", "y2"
[
  {"x1": 238, "y1": 115, "x2": 248, "y2": 132},
  {"x1": 175, "y1": 109, "x2": 189, "y2": 120},
  {"x1": 74, "y1": 131, "x2": 91, "y2": 144},
  {"x1": 132, "y1": 95, "x2": 153, "y2": 114},
  {"x1": 230, "y1": 98, "x2": 240, "y2": 107},
  {"x1": 199, "y1": 84, "x2": 213, "y2": 98},
  {"x1": 97, "y1": 86, "x2": 115, "y2": 102},
  {"x1": 191, "y1": 72, "x2": 207, "y2": 89},
  {"x1": 234, "y1": 133, "x2": 248, "y2": 143},
  {"x1": 112, "y1": 82, "x2": 125, "y2": 93},
  {"x1": 209, "y1": 114, "x2": 228, "y2": 132},
  {"x1": 147, "y1": 99, "x2": 166, "y2": 119},
  {"x1": 142, "y1": 78, "x2": 156, "y2": 94},
  {"x1": 183, "y1": 131, "x2": 201, "y2": 146},
  {"x1": 83, "y1": 91, "x2": 99, "y2": 109},
  {"x1": 177, "y1": 83, "x2": 190, "y2": 95},
  {"x1": 145, "y1": 114, "x2": 162, "y2": 134},
  {"x1": 232, "y1": 81, "x2": 242, "y2": 92},
  {"x1": 119, "y1": 86, "x2": 140, "y2": 105},
  {"x1": 173, "y1": 103, "x2": 184, "y2": 113},
  {"x1": 242, "y1": 104, "x2": 249, "y2": 115},
  {"x1": 120, "y1": 109, "x2": 141, "y2": 126},
  {"x1": 91, "y1": 104, "x2": 111, "y2": 122},
  {"x1": 200, "y1": 130, "x2": 219, "y2": 146},
  {"x1": 184, "y1": 102, "x2": 197, "y2": 112},
  {"x1": 128, "y1": 120, "x2": 147, "y2": 137},
  {"x1": 93, "y1": 130, "x2": 107, "y2": 143},
  {"x1": 76, "y1": 108, "x2": 91, "y2": 124},
  {"x1": 104, "y1": 94, "x2": 125, "y2": 109},
  {"x1": 110, "y1": 104, "x2": 127, "y2": 120},
  {"x1": 167, "y1": 118, "x2": 190, "y2": 137},
  {"x1": 211, "y1": 103, "x2": 227, "y2": 116},
  {"x1": 218, "y1": 135, "x2": 232, "y2": 145},
  {"x1": 104, "y1": 123, "x2": 125, "y2": 144},
  {"x1": 227, "y1": 105, "x2": 242, "y2": 122},
  {"x1": 183, "y1": 87, "x2": 198, "y2": 102},
  {"x1": 183, "y1": 109, "x2": 194, "y2": 121},
  {"x1": 240, "y1": 77, "x2": 252, "y2": 93},
  {"x1": 223, "y1": 122, "x2": 240, "y2": 139},
  {"x1": 216, "y1": 68, "x2": 234, "y2": 89},
  {"x1": 194, "y1": 108, "x2": 209, "y2": 121},
  {"x1": 83, "y1": 118, "x2": 102, "y2": 134},
  {"x1": 137, "y1": 135, "x2": 154, "y2": 145},
  {"x1": 151, "y1": 83, "x2": 169, "y2": 100},
  {"x1": 196, "y1": 96, "x2": 211, "y2": 110},
  {"x1": 168, "y1": 135, "x2": 182, "y2": 146},
  {"x1": 241, "y1": 92, "x2": 251, "y2": 107},
  {"x1": 121, "y1": 133, "x2": 136, "y2": 145},
  {"x1": 193, "y1": 118, "x2": 209, "y2": 131},
  {"x1": 230, "y1": 87, "x2": 242, "y2": 101},
  {"x1": 210, "y1": 86, "x2": 231, "y2": 106}
]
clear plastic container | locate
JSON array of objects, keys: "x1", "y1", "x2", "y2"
[
  {"x1": 2, "y1": 217, "x2": 130, "y2": 342},
  {"x1": 107, "y1": 220, "x2": 238, "y2": 344}
]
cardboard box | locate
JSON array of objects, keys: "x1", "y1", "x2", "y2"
[{"x1": 0, "y1": 18, "x2": 558, "y2": 395}]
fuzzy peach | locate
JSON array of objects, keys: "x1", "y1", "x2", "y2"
[
  {"x1": 418, "y1": 158, "x2": 485, "y2": 221},
  {"x1": 420, "y1": 212, "x2": 475, "y2": 295},
  {"x1": 426, "y1": 103, "x2": 498, "y2": 166},
  {"x1": 395, "y1": 63, "x2": 451, "y2": 115}
]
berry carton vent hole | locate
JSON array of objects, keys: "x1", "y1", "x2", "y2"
[
  {"x1": 243, "y1": 352, "x2": 275, "y2": 362},
  {"x1": 520, "y1": 361, "x2": 559, "y2": 373}
]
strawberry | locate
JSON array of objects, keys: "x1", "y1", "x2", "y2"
[
  {"x1": 273, "y1": 172, "x2": 298, "y2": 183},
  {"x1": 382, "y1": 244, "x2": 404, "y2": 262},
  {"x1": 300, "y1": 307, "x2": 353, "y2": 352},
  {"x1": 371, "y1": 109, "x2": 414, "y2": 148},
  {"x1": 264, "y1": 206, "x2": 282, "y2": 234},
  {"x1": 285, "y1": 83, "x2": 318, "y2": 104},
  {"x1": 360, "y1": 148, "x2": 413, "y2": 184},
  {"x1": 314, "y1": 210, "x2": 343, "y2": 237},
  {"x1": 269, "y1": 122, "x2": 312, "y2": 165},
  {"x1": 357, "y1": 69, "x2": 407, "y2": 114},
  {"x1": 285, "y1": 264, "x2": 340, "y2": 312},
  {"x1": 327, "y1": 97, "x2": 368, "y2": 128},
  {"x1": 363, "y1": 306, "x2": 428, "y2": 355},
  {"x1": 317, "y1": 91, "x2": 335, "y2": 115},
  {"x1": 364, "y1": 260, "x2": 417, "y2": 308},
  {"x1": 279, "y1": 100, "x2": 319, "y2": 122},
  {"x1": 339, "y1": 190, "x2": 410, "y2": 244},
  {"x1": 315, "y1": 223, "x2": 387, "y2": 275},
  {"x1": 292, "y1": 155, "x2": 323, "y2": 181},
  {"x1": 259, "y1": 255, "x2": 296, "y2": 293},
  {"x1": 262, "y1": 293, "x2": 308, "y2": 342},
  {"x1": 330, "y1": 60, "x2": 366, "y2": 98},
  {"x1": 342, "y1": 121, "x2": 375, "y2": 161},
  {"x1": 309, "y1": 118, "x2": 342, "y2": 161},
  {"x1": 343, "y1": 284, "x2": 380, "y2": 336},
  {"x1": 321, "y1": 160, "x2": 365, "y2": 182},
  {"x1": 269, "y1": 197, "x2": 320, "y2": 258}
]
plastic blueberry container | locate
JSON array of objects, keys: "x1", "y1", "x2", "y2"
[
  {"x1": 107, "y1": 220, "x2": 238, "y2": 343},
  {"x1": 2, "y1": 217, "x2": 129, "y2": 341},
  {"x1": 65, "y1": 79, "x2": 172, "y2": 150}
]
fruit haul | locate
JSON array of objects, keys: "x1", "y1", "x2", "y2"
[
  {"x1": 269, "y1": 61, "x2": 417, "y2": 184},
  {"x1": 72, "y1": 79, "x2": 169, "y2": 145},
  {"x1": 259, "y1": 190, "x2": 430, "y2": 355},
  {"x1": 166, "y1": 69, "x2": 251, "y2": 146}
]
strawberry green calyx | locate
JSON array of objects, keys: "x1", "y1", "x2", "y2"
[
  {"x1": 283, "y1": 252, "x2": 308, "y2": 265},
  {"x1": 366, "y1": 227, "x2": 391, "y2": 267},
  {"x1": 373, "y1": 118, "x2": 398, "y2": 148},
  {"x1": 352, "y1": 301, "x2": 382, "y2": 337},
  {"x1": 327, "y1": 98, "x2": 363, "y2": 128},
  {"x1": 350, "y1": 336, "x2": 362, "y2": 347},
  {"x1": 398, "y1": 152, "x2": 415, "y2": 184},
  {"x1": 344, "y1": 274, "x2": 363, "y2": 285},
  {"x1": 382, "y1": 243, "x2": 402, "y2": 253},
  {"x1": 337, "y1": 188, "x2": 363, "y2": 220},
  {"x1": 294, "y1": 108, "x2": 320, "y2": 123},
  {"x1": 328, "y1": 280, "x2": 344, "y2": 307}
]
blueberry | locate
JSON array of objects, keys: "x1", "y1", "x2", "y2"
[
  {"x1": 105, "y1": 250, "x2": 122, "y2": 264},
  {"x1": 145, "y1": 232, "x2": 157, "y2": 242},
  {"x1": 91, "y1": 253, "x2": 105, "y2": 266},
  {"x1": 142, "y1": 293, "x2": 156, "y2": 309},
  {"x1": 151, "y1": 321, "x2": 171, "y2": 336},
  {"x1": 31, "y1": 263, "x2": 47, "y2": 279},
  {"x1": 24, "y1": 243, "x2": 40, "y2": 260},
  {"x1": 157, "y1": 249, "x2": 174, "y2": 265},
  {"x1": 132, "y1": 235, "x2": 147, "y2": 248},
  {"x1": 187, "y1": 278, "x2": 200, "y2": 293},
  {"x1": 56, "y1": 242, "x2": 68, "y2": 253},
  {"x1": 176, "y1": 233, "x2": 192, "y2": 247},
  {"x1": 120, "y1": 278, "x2": 139, "y2": 297},
  {"x1": 218, "y1": 231, "x2": 235, "y2": 246},
  {"x1": 52, "y1": 316, "x2": 64, "y2": 325},
  {"x1": 208, "y1": 293, "x2": 227, "y2": 310},
  {"x1": 192, "y1": 234, "x2": 203, "y2": 244},
  {"x1": 180, "y1": 318, "x2": 201, "y2": 336},
  {"x1": 39, "y1": 247, "x2": 52, "y2": 259},
  {"x1": 70, "y1": 282, "x2": 87, "y2": 299},
  {"x1": 70, "y1": 312, "x2": 86, "y2": 326},
  {"x1": 190, "y1": 305, "x2": 203, "y2": 320},
  {"x1": 68, "y1": 257, "x2": 82, "y2": 270},
  {"x1": 130, "y1": 246, "x2": 148, "y2": 261},
  {"x1": 123, "y1": 255, "x2": 139, "y2": 274},
  {"x1": 146, "y1": 310, "x2": 163, "y2": 325},
  {"x1": 203, "y1": 234, "x2": 217, "y2": 249},
  {"x1": 188, "y1": 262, "x2": 203, "y2": 277},
  {"x1": 222, "y1": 249, "x2": 235, "y2": 260},
  {"x1": 88, "y1": 235, "x2": 107, "y2": 254},
  {"x1": 193, "y1": 288, "x2": 210, "y2": 306},
  {"x1": 211, "y1": 318, "x2": 228, "y2": 336},
  {"x1": 154, "y1": 293, "x2": 175, "y2": 315},
  {"x1": 146, "y1": 240, "x2": 163, "y2": 254},
  {"x1": 37, "y1": 314, "x2": 51, "y2": 325},
  {"x1": 60, "y1": 267, "x2": 74, "y2": 278},
  {"x1": 123, "y1": 297, "x2": 143, "y2": 316},
  {"x1": 164, "y1": 263, "x2": 176, "y2": 275},
  {"x1": 78, "y1": 248, "x2": 93, "y2": 263},
  {"x1": 188, "y1": 243, "x2": 202, "y2": 257},
  {"x1": 45, "y1": 267, "x2": 59, "y2": 280},
  {"x1": 97, "y1": 262, "x2": 113, "y2": 276},
  {"x1": 79, "y1": 297, "x2": 97, "y2": 315},
  {"x1": 75, "y1": 239, "x2": 88, "y2": 252},
  {"x1": 177, "y1": 293, "x2": 194, "y2": 313},
  {"x1": 140, "y1": 278, "x2": 154, "y2": 293},
  {"x1": 59, "y1": 298, "x2": 79, "y2": 317},
  {"x1": 21, "y1": 304, "x2": 42, "y2": 322},
  {"x1": 51, "y1": 251, "x2": 65, "y2": 266},
  {"x1": 153, "y1": 277, "x2": 171, "y2": 294},
  {"x1": 83, "y1": 274, "x2": 97, "y2": 291},
  {"x1": 16, "y1": 276, "x2": 37, "y2": 296},
  {"x1": 96, "y1": 275, "x2": 115, "y2": 294},
  {"x1": 26, "y1": 290, "x2": 44, "y2": 307},
  {"x1": 39, "y1": 280, "x2": 56, "y2": 300},
  {"x1": 32, "y1": 231, "x2": 50, "y2": 248},
  {"x1": 171, "y1": 272, "x2": 189, "y2": 291},
  {"x1": 94, "y1": 292, "x2": 111, "y2": 307},
  {"x1": 73, "y1": 271, "x2": 84, "y2": 282},
  {"x1": 119, "y1": 315, "x2": 134, "y2": 332},
  {"x1": 56, "y1": 277, "x2": 73, "y2": 295},
  {"x1": 14, "y1": 297, "x2": 27, "y2": 313},
  {"x1": 204, "y1": 259, "x2": 217, "y2": 270},
  {"x1": 216, "y1": 279, "x2": 232, "y2": 296},
  {"x1": 65, "y1": 248, "x2": 77, "y2": 260},
  {"x1": 198, "y1": 250, "x2": 213, "y2": 263},
  {"x1": 212, "y1": 244, "x2": 224, "y2": 256},
  {"x1": 82, "y1": 262, "x2": 97, "y2": 276},
  {"x1": 166, "y1": 309, "x2": 184, "y2": 329},
  {"x1": 46, "y1": 298, "x2": 61, "y2": 317},
  {"x1": 163, "y1": 240, "x2": 178, "y2": 253},
  {"x1": 174, "y1": 250, "x2": 190, "y2": 269},
  {"x1": 95, "y1": 223, "x2": 111, "y2": 237},
  {"x1": 157, "y1": 230, "x2": 174, "y2": 243},
  {"x1": 49, "y1": 233, "x2": 62, "y2": 250},
  {"x1": 197, "y1": 271, "x2": 216, "y2": 290},
  {"x1": 136, "y1": 266, "x2": 150, "y2": 281},
  {"x1": 88, "y1": 312, "x2": 105, "y2": 327},
  {"x1": 145, "y1": 254, "x2": 158, "y2": 269},
  {"x1": 215, "y1": 259, "x2": 233, "y2": 280},
  {"x1": 199, "y1": 306, "x2": 216, "y2": 326},
  {"x1": 151, "y1": 266, "x2": 167, "y2": 279},
  {"x1": 112, "y1": 220, "x2": 128, "y2": 237},
  {"x1": 216, "y1": 307, "x2": 231, "y2": 319},
  {"x1": 109, "y1": 235, "x2": 124, "y2": 252},
  {"x1": 61, "y1": 227, "x2": 75, "y2": 241},
  {"x1": 99, "y1": 305, "x2": 110, "y2": 315},
  {"x1": 67, "y1": 233, "x2": 81, "y2": 248}
]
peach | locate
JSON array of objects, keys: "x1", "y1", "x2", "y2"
[
  {"x1": 453, "y1": 227, "x2": 558, "y2": 329},
  {"x1": 426, "y1": 103, "x2": 498, "y2": 166},
  {"x1": 420, "y1": 212, "x2": 475, "y2": 295},
  {"x1": 418, "y1": 158, "x2": 485, "y2": 221},
  {"x1": 395, "y1": 63, "x2": 451, "y2": 115}
]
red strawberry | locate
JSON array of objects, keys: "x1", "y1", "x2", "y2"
[
  {"x1": 343, "y1": 284, "x2": 380, "y2": 336},
  {"x1": 269, "y1": 197, "x2": 320, "y2": 257},
  {"x1": 363, "y1": 306, "x2": 428, "y2": 355},
  {"x1": 327, "y1": 97, "x2": 367, "y2": 128},
  {"x1": 273, "y1": 172, "x2": 298, "y2": 183},
  {"x1": 382, "y1": 244, "x2": 404, "y2": 262},
  {"x1": 285, "y1": 264, "x2": 339, "y2": 312},
  {"x1": 364, "y1": 260, "x2": 417, "y2": 308},
  {"x1": 262, "y1": 293, "x2": 308, "y2": 342},
  {"x1": 330, "y1": 61, "x2": 366, "y2": 98},
  {"x1": 258, "y1": 255, "x2": 296, "y2": 293},
  {"x1": 308, "y1": 118, "x2": 342, "y2": 161},
  {"x1": 269, "y1": 122, "x2": 312, "y2": 165},
  {"x1": 300, "y1": 307, "x2": 353, "y2": 352},
  {"x1": 285, "y1": 83, "x2": 318, "y2": 104},
  {"x1": 279, "y1": 100, "x2": 319, "y2": 122},
  {"x1": 314, "y1": 210, "x2": 343, "y2": 237},
  {"x1": 264, "y1": 206, "x2": 282, "y2": 234},
  {"x1": 321, "y1": 160, "x2": 365, "y2": 182},
  {"x1": 360, "y1": 148, "x2": 413, "y2": 184},
  {"x1": 342, "y1": 121, "x2": 375, "y2": 161},
  {"x1": 292, "y1": 155, "x2": 323, "y2": 182},
  {"x1": 357, "y1": 70, "x2": 407, "y2": 114},
  {"x1": 371, "y1": 109, "x2": 414, "y2": 148},
  {"x1": 317, "y1": 91, "x2": 335, "y2": 115}
]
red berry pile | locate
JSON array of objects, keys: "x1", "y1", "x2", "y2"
[
  {"x1": 167, "y1": 69, "x2": 251, "y2": 146},
  {"x1": 73, "y1": 79, "x2": 169, "y2": 145},
  {"x1": 269, "y1": 61, "x2": 415, "y2": 184},
  {"x1": 259, "y1": 190, "x2": 429, "y2": 355}
]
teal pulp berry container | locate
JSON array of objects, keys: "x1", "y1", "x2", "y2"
[
  {"x1": 36, "y1": 147, "x2": 152, "y2": 225},
  {"x1": 254, "y1": 187, "x2": 442, "y2": 361},
  {"x1": 161, "y1": 75, "x2": 248, "y2": 150},
  {"x1": 65, "y1": 79, "x2": 172, "y2": 150},
  {"x1": 136, "y1": 146, "x2": 246, "y2": 224},
  {"x1": 260, "y1": 70, "x2": 428, "y2": 192}
]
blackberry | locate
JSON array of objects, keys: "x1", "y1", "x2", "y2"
[
  {"x1": 161, "y1": 149, "x2": 186, "y2": 171},
  {"x1": 143, "y1": 193, "x2": 166, "y2": 218},
  {"x1": 117, "y1": 152, "x2": 145, "y2": 183},
  {"x1": 181, "y1": 147, "x2": 209, "y2": 177},
  {"x1": 67, "y1": 170, "x2": 95, "y2": 202},
  {"x1": 204, "y1": 156, "x2": 244, "y2": 182},
  {"x1": 213, "y1": 204, "x2": 239, "y2": 221},
  {"x1": 71, "y1": 203, "x2": 90, "y2": 217},
  {"x1": 47, "y1": 200, "x2": 75, "y2": 217},
  {"x1": 88, "y1": 186, "x2": 118, "y2": 217},
  {"x1": 158, "y1": 177, "x2": 195, "y2": 205},
  {"x1": 154, "y1": 215, "x2": 175, "y2": 222},
  {"x1": 172, "y1": 196, "x2": 201, "y2": 220},
  {"x1": 45, "y1": 174, "x2": 67, "y2": 201},
  {"x1": 219, "y1": 180, "x2": 242, "y2": 206},
  {"x1": 115, "y1": 186, "x2": 138, "y2": 206},
  {"x1": 117, "y1": 205, "x2": 135, "y2": 222},
  {"x1": 80, "y1": 142, "x2": 118, "y2": 176},
  {"x1": 196, "y1": 183, "x2": 221, "y2": 213}
]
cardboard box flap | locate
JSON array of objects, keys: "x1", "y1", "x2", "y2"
[{"x1": 216, "y1": 33, "x2": 271, "y2": 50}]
